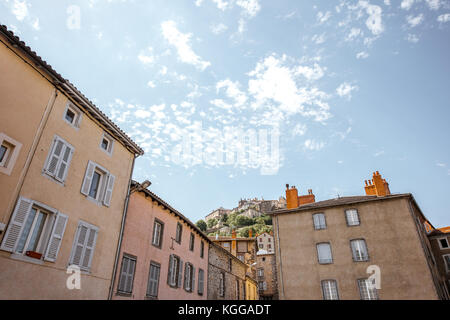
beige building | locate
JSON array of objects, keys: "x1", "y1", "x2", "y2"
[
  {"x1": 272, "y1": 172, "x2": 447, "y2": 300},
  {"x1": 428, "y1": 227, "x2": 450, "y2": 297},
  {"x1": 256, "y1": 252, "x2": 278, "y2": 300},
  {"x1": 256, "y1": 232, "x2": 275, "y2": 254},
  {"x1": 0, "y1": 25, "x2": 143, "y2": 299},
  {"x1": 209, "y1": 231, "x2": 257, "y2": 265}
]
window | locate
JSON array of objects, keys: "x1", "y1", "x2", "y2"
[
  {"x1": 152, "y1": 219, "x2": 164, "y2": 248},
  {"x1": 223, "y1": 242, "x2": 231, "y2": 251},
  {"x1": 268, "y1": 238, "x2": 271, "y2": 242},
  {"x1": 438, "y1": 238, "x2": 449, "y2": 250},
  {"x1": 63, "y1": 103, "x2": 82, "y2": 128},
  {"x1": 147, "y1": 262, "x2": 160, "y2": 298},
  {"x1": 268, "y1": 244, "x2": 272, "y2": 249},
  {"x1": 200, "y1": 241, "x2": 204, "y2": 258},
  {"x1": 117, "y1": 254, "x2": 136, "y2": 295},
  {"x1": 81, "y1": 161, "x2": 115, "y2": 207},
  {"x1": 317, "y1": 243, "x2": 333, "y2": 264},
  {"x1": 100, "y1": 132, "x2": 114, "y2": 155},
  {"x1": 168, "y1": 254, "x2": 183, "y2": 288},
  {"x1": 345, "y1": 209, "x2": 360, "y2": 226},
  {"x1": 321, "y1": 280, "x2": 339, "y2": 300},
  {"x1": 236, "y1": 280, "x2": 240, "y2": 299},
  {"x1": 0, "y1": 197, "x2": 68, "y2": 262},
  {"x1": 444, "y1": 255, "x2": 450, "y2": 273},
  {"x1": 184, "y1": 262, "x2": 195, "y2": 292},
  {"x1": 0, "y1": 133, "x2": 22, "y2": 175},
  {"x1": 198, "y1": 269, "x2": 205, "y2": 295},
  {"x1": 219, "y1": 272, "x2": 225, "y2": 297},
  {"x1": 176, "y1": 223, "x2": 183, "y2": 244},
  {"x1": 237, "y1": 254, "x2": 245, "y2": 262},
  {"x1": 43, "y1": 136, "x2": 74, "y2": 183},
  {"x1": 313, "y1": 213, "x2": 326, "y2": 230},
  {"x1": 257, "y1": 268, "x2": 264, "y2": 277},
  {"x1": 358, "y1": 279, "x2": 378, "y2": 300},
  {"x1": 69, "y1": 221, "x2": 99, "y2": 272},
  {"x1": 351, "y1": 239, "x2": 369, "y2": 262},
  {"x1": 259, "y1": 244, "x2": 263, "y2": 249},
  {"x1": 189, "y1": 233, "x2": 195, "y2": 251}
]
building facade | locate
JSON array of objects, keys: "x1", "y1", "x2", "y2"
[
  {"x1": 428, "y1": 227, "x2": 450, "y2": 298},
  {"x1": 207, "y1": 242, "x2": 247, "y2": 300},
  {"x1": 256, "y1": 232, "x2": 275, "y2": 254},
  {"x1": 209, "y1": 231, "x2": 257, "y2": 265},
  {"x1": 255, "y1": 252, "x2": 278, "y2": 300},
  {"x1": 0, "y1": 25, "x2": 143, "y2": 299},
  {"x1": 272, "y1": 172, "x2": 447, "y2": 300},
  {"x1": 111, "y1": 181, "x2": 209, "y2": 300}
]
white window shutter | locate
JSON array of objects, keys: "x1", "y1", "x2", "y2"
[
  {"x1": 0, "y1": 197, "x2": 33, "y2": 252},
  {"x1": 81, "y1": 227, "x2": 98, "y2": 270},
  {"x1": 178, "y1": 259, "x2": 184, "y2": 288},
  {"x1": 46, "y1": 139, "x2": 64, "y2": 176},
  {"x1": 167, "y1": 254, "x2": 174, "y2": 285},
  {"x1": 81, "y1": 161, "x2": 96, "y2": 196},
  {"x1": 55, "y1": 145, "x2": 74, "y2": 182},
  {"x1": 44, "y1": 212, "x2": 68, "y2": 262},
  {"x1": 102, "y1": 173, "x2": 115, "y2": 207},
  {"x1": 70, "y1": 224, "x2": 88, "y2": 266}
]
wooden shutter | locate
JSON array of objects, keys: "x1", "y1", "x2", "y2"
[
  {"x1": 46, "y1": 139, "x2": 64, "y2": 176},
  {"x1": 191, "y1": 266, "x2": 196, "y2": 293},
  {"x1": 71, "y1": 224, "x2": 88, "y2": 266},
  {"x1": 44, "y1": 212, "x2": 68, "y2": 262},
  {"x1": 178, "y1": 258, "x2": 183, "y2": 288},
  {"x1": 102, "y1": 173, "x2": 115, "y2": 207},
  {"x1": 0, "y1": 197, "x2": 33, "y2": 252},
  {"x1": 81, "y1": 161, "x2": 96, "y2": 195},
  {"x1": 198, "y1": 269, "x2": 204, "y2": 294},
  {"x1": 147, "y1": 263, "x2": 160, "y2": 296},
  {"x1": 118, "y1": 257, "x2": 129, "y2": 292},
  {"x1": 125, "y1": 257, "x2": 136, "y2": 293},
  {"x1": 167, "y1": 254, "x2": 174, "y2": 285},
  {"x1": 81, "y1": 227, "x2": 98, "y2": 270},
  {"x1": 55, "y1": 144, "x2": 74, "y2": 182}
]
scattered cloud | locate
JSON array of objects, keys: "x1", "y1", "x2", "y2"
[
  {"x1": 437, "y1": 14, "x2": 450, "y2": 23},
  {"x1": 401, "y1": 0, "x2": 415, "y2": 10},
  {"x1": 211, "y1": 23, "x2": 228, "y2": 34},
  {"x1": 406, "y1": 14, "x2": 424, "y2": 28},
  {"x1": 406, "y1": 33, "x2": 420, "y2": 43},
  {"x1": 12, "y1": 0, "x2": 28, "y2": 21},
  {"x1": 304, "y1": 139, "x2": 325, "y2": 151},
  {"x1": 336, "y1": 82, "x2": 358, "y2": 100},
  {"x1": 356, "y1": 51, "x2": 369, "y2": 59},
  {"x1": 317, "y1": 11, "x2": 332, "y2": 24}
]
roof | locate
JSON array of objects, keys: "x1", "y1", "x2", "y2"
[
  {"x1": 209, "y1": 242, "x2": 249, "y2": 268},
  {"x1": 209, "y1": 236, "x2": 256, "y2": 242},
  {"x1": 0, "y1": 24, "x2": 144, "y2": 156},
  {"x1": 428, "y1": 226, "x2": 450, "y2": 237},
  {"x1": 438, "y1": 226, "x2": 450, "y2": 233},
  {"x1": 270, "y1": 193, "x2": 413, "y2": 215},
  {"x1": 131, "y1": 180, "x2": 211, "y2": 243}
]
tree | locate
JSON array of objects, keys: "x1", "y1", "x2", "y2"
[
  {"x1": 207, "y1": 218, "x2": 217, "y2": 229},
  {"x1": 196, "y1": 219, "x2": 207, "y2": 232}
]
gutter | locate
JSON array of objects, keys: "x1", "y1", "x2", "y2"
[
  {"x1": 108, "y1": 154, "x2": 136, "y2": 300},
  {"x1": 274, "y1": 214, "x2": 284, "y2": 300}
]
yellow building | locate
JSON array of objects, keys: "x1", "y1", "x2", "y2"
[
  {"x1": 245, "y1": 276, "x2": 259, "y2": 300},
  {"x1": 0, "y1": 25, "x2": 143, "y2": 299}
]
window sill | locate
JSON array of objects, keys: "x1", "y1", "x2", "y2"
[
  {"x1": 10, "y1": 253, "x2": 44, "y2": 265},
  {"x1": 145, "y1": 295, "x2": 158, "y2": 300},
  {"x1": 116, "y1": 291, "x2": 132, "y2": 297}
]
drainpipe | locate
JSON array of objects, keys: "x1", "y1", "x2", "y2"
[
  {"x1": 2, "y1": 88, "x2": 58, "y2": 226},
  {"x1": 274, "y1": 214, "x2": 285, "y2": 300},
  {"x1": 108, "y1": 154, "x2": 136, "y2": 300}
]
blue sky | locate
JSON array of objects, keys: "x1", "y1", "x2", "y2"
[{"x1": 1, "y1": 0, "x2": 449, "y2": 227}]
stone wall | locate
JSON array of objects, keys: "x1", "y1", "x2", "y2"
[{"x1": 255, "y1": 253, "x2": 278, "y2": 299}]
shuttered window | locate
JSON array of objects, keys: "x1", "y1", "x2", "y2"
[
  {"x1": 117, "y1": 254, "x2": 136, "y2": 294},
  {"x1": 147, "y1": 262, "x2": 161, "y2": 298},
  {"x1": 69, "y1": 221, "x2": 98, "y2": 272},
  {"x1": 0, "y1": 197, "x2": 67, "y2": 263},
  {"x1": 198, "y1": 268, "x2": 204, "y2": 295},
  {"x1": 80, "y1": 160, "x2": 115, "y2": 207},
  {"x1": 176, "y1": 223, "x2": 182, "y2": 244},
  {"x1": 152, "y1": 219, "x2": 164, "y2": 248},
  {"x1": 351, "y1": 239, "x2": 369, "y2": 261},
  {"x1": 313, "y1": 213, "x2": 326, "y2": 230},
  {"x1": 167, "y1": 254, "x2": 182, "y2": 287},
  {"x1": 189, "y1": 233, "x2": 194, "y2": 251},
  {"x1": 44, "y1": 136, "x2": 74, "y2": 183},
  {"x1": 183, "y1": 262, "x2": 195, "y2": 292}
]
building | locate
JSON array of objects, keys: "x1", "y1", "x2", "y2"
[
  {"x1": 427, "y1": 226, "x2": 450, "y2": 297},
  {"x1": 271, "y1": 171, "x2": 447, "y2": 300},
  {"x1": 209, "y1": 231, "x2": 257, "y2": 265},
  {"x1": 256, "y1": 232, "x2": 275, "y2": 254},
  {"x1": 255, "y1": 251, "x2": 278, "y2": 300},
  {"x1": 207, "y1": 242, "x2": 247, "y2": 300},
  {"x1": 205, "y1": 207, "x2": 230, "y2": 222},
  {"x1": 111, "y1": 181, "x2": 210, "y2": 300},
  {"x1": 245, "y1": 275, "x2": 259, "y2": 300},
  {"x1": 0, "y1": 25, "x2": 143, "y2": 299}
]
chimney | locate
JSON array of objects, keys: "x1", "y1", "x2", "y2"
[
  {"x1": 248, "y1": 229, "x2": 253, "y2": 238},
  {"x1": 232, "y1": 229, "x2": 237, "y2": 252},
  {"x1": 364, "y1": 171, "x2": 390, "y2": 196},
  {"x1": 286, "y1": 184, "x2": 299, "y2": 209}
]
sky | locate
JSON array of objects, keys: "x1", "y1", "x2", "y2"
[{"x1": 1, "y1": 0, "x2": 449, "y2": 228}]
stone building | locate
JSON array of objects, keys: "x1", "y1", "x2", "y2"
[
  {"x1": 256, "y1": 232, "x2": 275, "y2": 254},
  {"x1": 255, "y1": 251, "x2": 278, "y2": 300},
  {"x1": 207, "y1": 242, "x2": 247, "y2": 300},
  {"x1": 205, "y1": 207, "x2": 230, "y2": 222},
  {"x1": 428, "y1": 226, "x2": 450, "y2": 297},
  {"x1": 271, "y1": 171, "x2": 448, "y2": 300},
  {"x1": 0, "y1": 25, "x2": 144, "y2": 299},
  {"x1": 209, "y1": 230, "x2": 257, "y2": 264}
]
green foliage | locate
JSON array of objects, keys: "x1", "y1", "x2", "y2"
[
  {"x1": 237, "y1": 226, "x2": 256, "y2": 237},
  {"x1": 235, "y1": 215, "x2": 254, "y2": 227},
  {"x1": 196, "y1": 219, "x2": 207, "y2": 231},
  {"x1": 207, "y1": 218, "x2": 217, "y2": 229}
]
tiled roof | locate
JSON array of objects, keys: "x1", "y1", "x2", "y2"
[
  {"x1": 0, "y1": 24, "x2": 144, "y2": 156},
  {"x1": 209, "y1": 236, "x2": 256, "y2": 241}
]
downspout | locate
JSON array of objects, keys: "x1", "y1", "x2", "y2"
[
  {"x1": 274, "y1": 214, "x2": 285, "y2": 300},
  {"x1": 108, "y1": 154, "x2": 136, "y2": 300},
  {"x1": 2, "y1": 88, "x2": 58, "y2": 226}
]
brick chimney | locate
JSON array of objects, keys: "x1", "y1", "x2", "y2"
[
  {"x1": 232, "y1": 229, "x2": 237, "y2": 252},
  {"x1": 248, "y1": 229, "x2": 253, "y2": 238},
  {"x1": 286, "y1": 184, "x2": 315, "y2": 209},
  {"x1": 364, "y1": 171, "x2": 390, "y2": 196}
]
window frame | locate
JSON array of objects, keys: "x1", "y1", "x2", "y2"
[
  {"x1": 312, "y1": 213, "x2": 327, "y2": 230},
  {"x1": 189, "y1": 232, "x2": 195, "y2": 251},
  {"x1": 68, "y1": 220, "x2": 99, "y2": 272},
  {"x1": 357, "y1": 278, "x2": 379, "y2": 300},
  {"x1": 0, "y1": 133, "x2": 22, "y2": 176},
  {"x1": 117, "y1": 253, "x2": 137, "y2": 296},
  {"x1": 80, "y1": 160, "x2": 115, "y2": 207},
  {"x1": 198, "y1": 268, "x2": 205, "y2": 296},
  {"x1": 176, "y1": 222, "x2": 183, "y2": 244},
  {"x1": 350, "y1": 239, "x2": 370, "y2": 262},
  {"x1": 345, "y1": 209, "x2": 361, "y2": 227},
  {"x1": 321, "y1": 279, "x2": 339, "y2": 300},
  {"x1": 443, "y1": 254, "x2": 450, "y2": 273},
  {"x1": 43, "y1": 135, "x2": 75, "y2": 184},
  {"x1": 200, "y1": 241, "x2": 204, "y2": 258},
  {"x1": 63, "y1": 102, "x2": 82, "y2": 129},
  {"x1": 437, "y1": 237, "x2": 450, "y2": 250},
  {"x1": 316, "y1": 242, "x2": 333, "y2": 264},
  {"x1": 99, "y1": 132, "x2": 114, "y2": 156},
  {"x1": 152, "y1": 219, "x2": 164, "y2": 249},
  {"x1": 15, "y1": 206, "x2": 50, "y2": 256},
  {"x1": 146, "y1": 261, "x2": 161, "y2": 299}
]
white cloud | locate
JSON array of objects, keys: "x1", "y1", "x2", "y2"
[
  {"x1": 437, "y1": 14, "x2": 450, "y2": 23},
  {"x1": 236, "y1": 0, "x2": 261, "y2": 17},
  {"x1": 312, "y1": 33, "x2": 326, "y2": 44},
  {"x1": 406, "y1": 14, "x2": 424, "y2": 27},
  {"x1": 406, "y1": 33, "x2": 419, "y2": 43},
  {"x1": 317, "y1": 11, "x2": 332, "y2": 24},
  {"x1": 336, "y1": 82, "x2": 358, "y2": 99},
  {"x1": 216, "y1": 79, "x2": 248, "y2": 106},
  {"x1": 294, "y1": 63, "x2": 325, "y2": 81},
  {"x1": 211, "y1": 23, "x2": 228, "y2": 34},
  {"x1": 346, "y1": 28, "x2": 362, "y2": 41},
  {"x1": 135, "y1": 109, "x2": 152, "y2": 119},
  {"x1": 12, "y1": 0, "x2": 28, "y2": 21},
  {"x1": 425, "y1": 0, "x2": 441, "y2": 10},
  {"x1": 212, "y1": 0, "x2": 231, "y2": 10},
  {"x1": 292, "y1": 123, "x2": 307, "y2": 136},
  {"x1": 147, "y1": 81, "x2": 156, "y2": 88},
  {"x1": 384, "y1": 0, "x2": 391, "y2": 5},
  {"x1": 195, "y1": 0, "x2": 204, "y2": 6},
  {"x1": 137, "y1": 47, "x2": 155, "y2": 65},
  {"x1": 373, "y1": 150, "x2": 385, "y2": 157},
  {"x1": 401, "y1": 0, "x2": 415, "y2": 10},
  {"x1": 304, "y1": 139, "x2": 325, "y2": 151},
  {"x1": 161, "y1": 20, "x2": 211, "y2": 71},
  {"x1": 31, "y1": 18, "x2": 40, "y2": 31},
  {"x1": 358, "y1": 1, "x2": 384, "y2": 35},
  {"x1": 356, "y1": 51, "x2": 369, "y2": 59}
]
